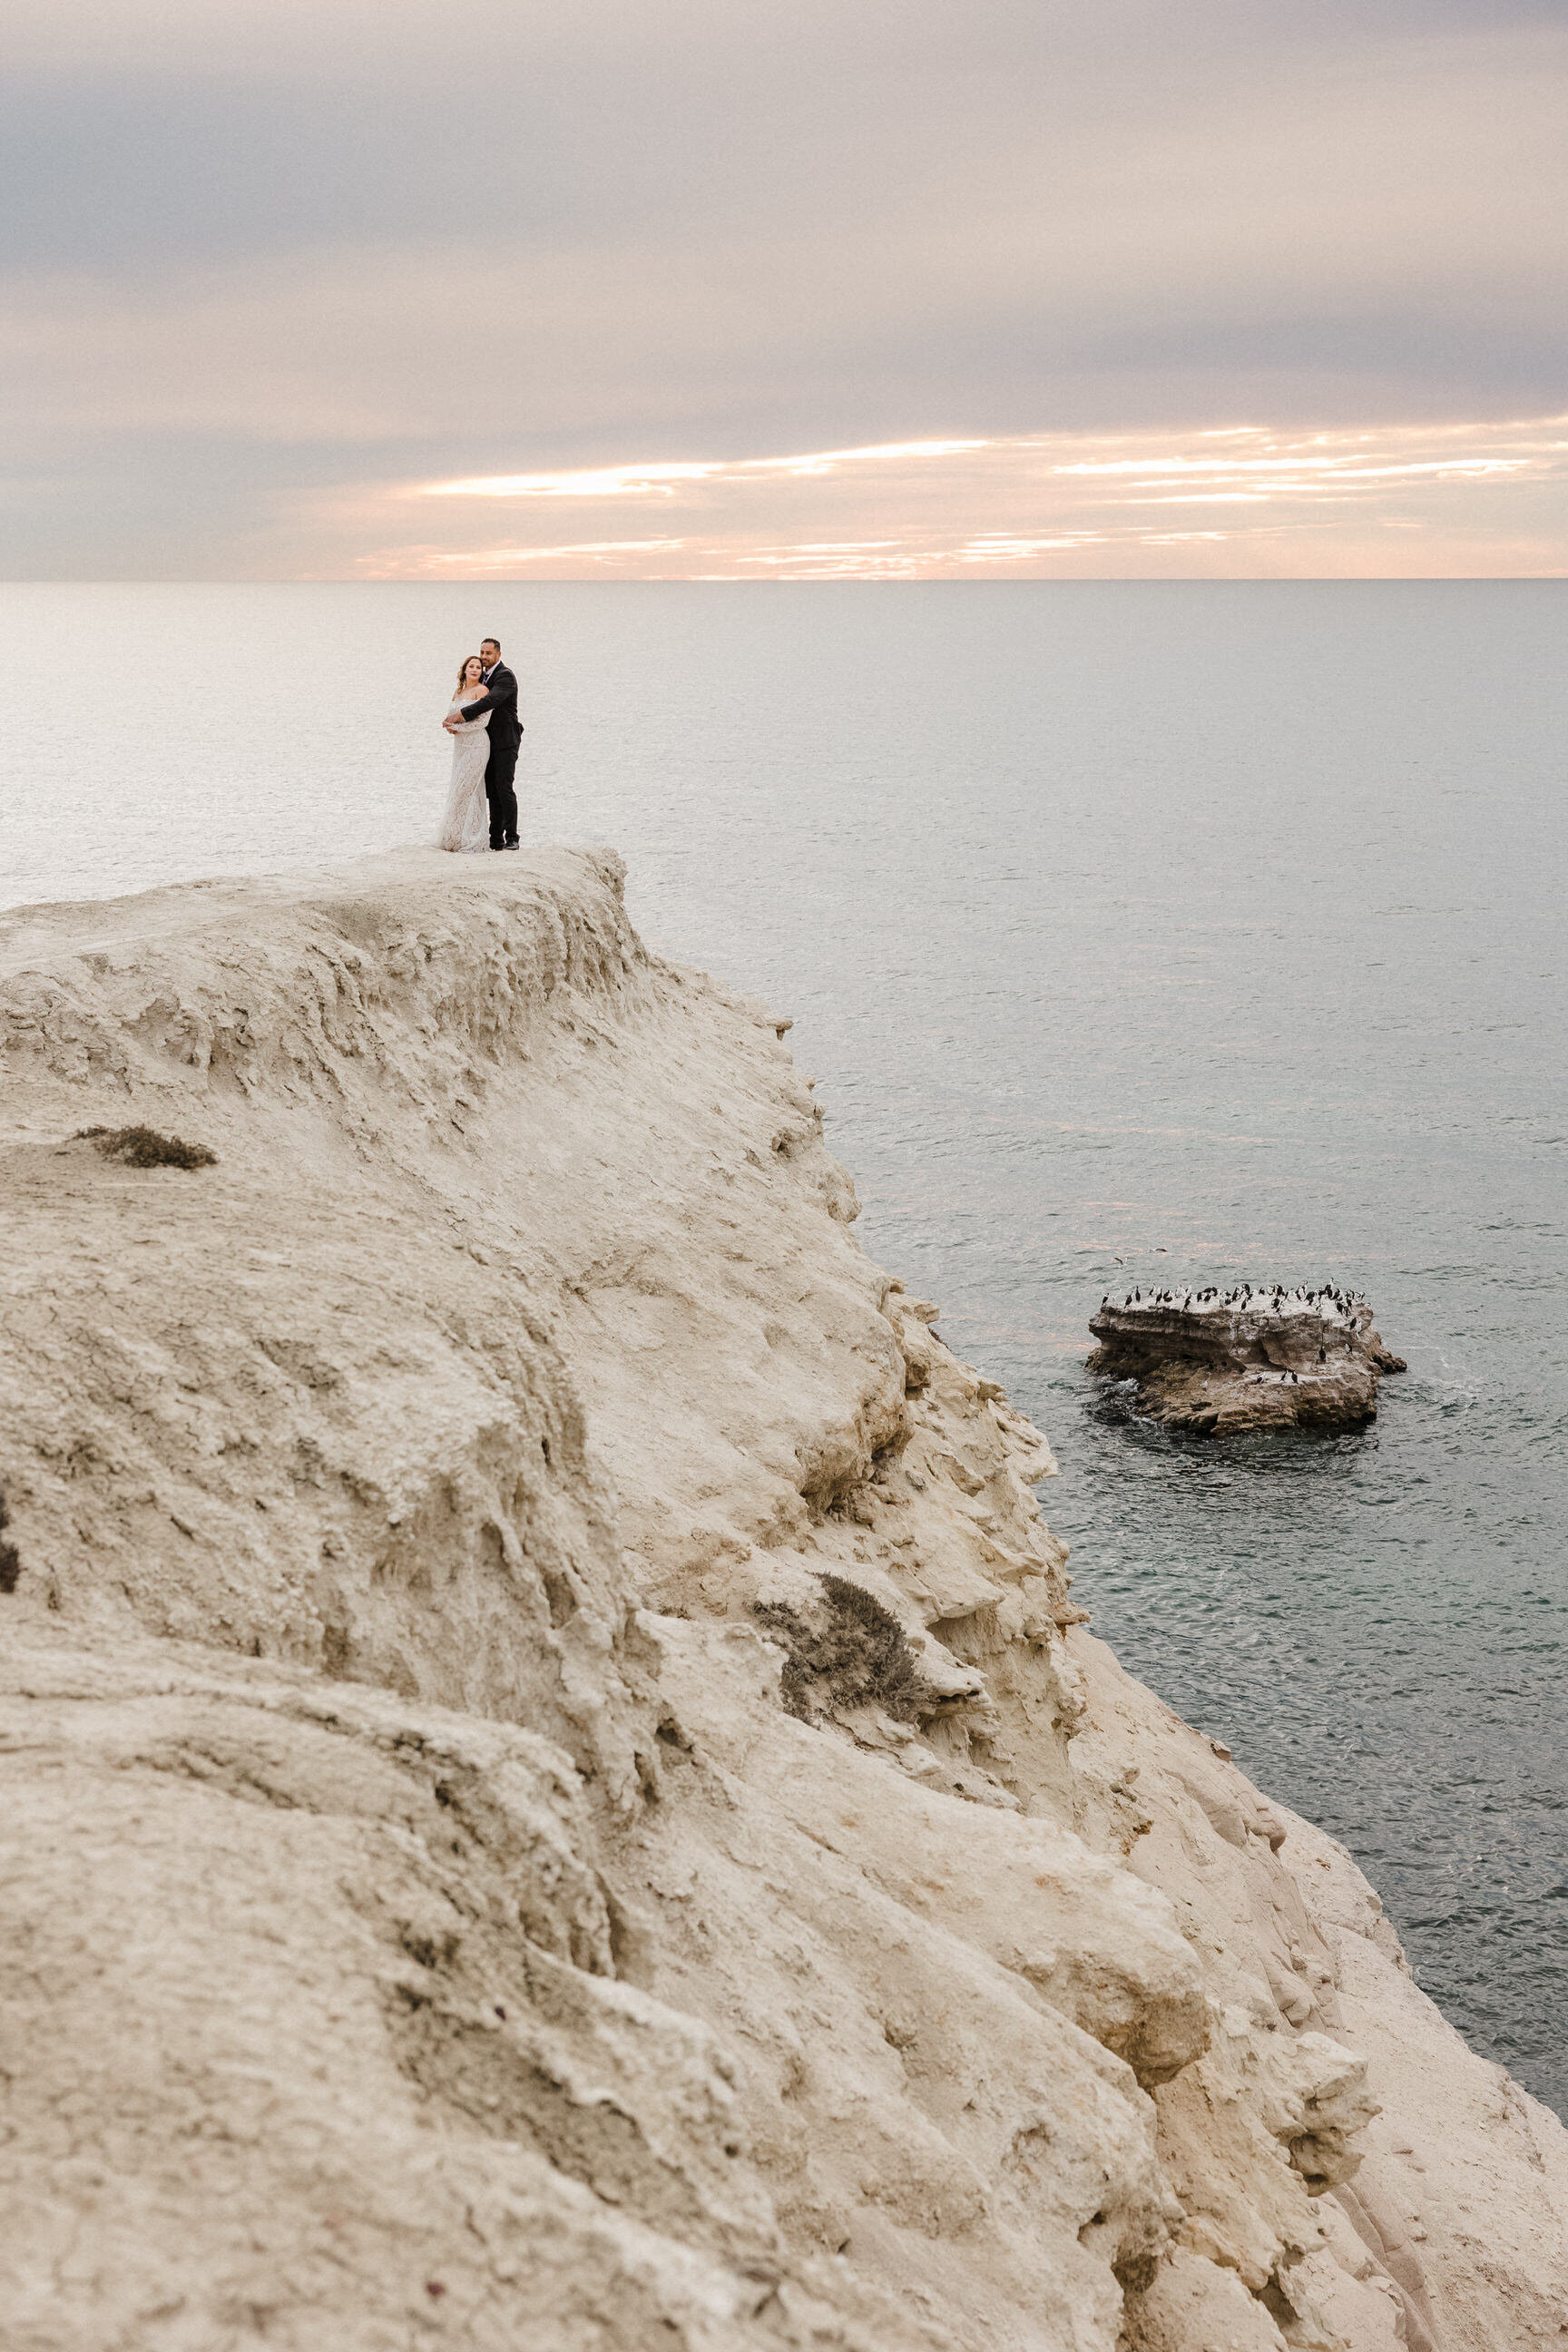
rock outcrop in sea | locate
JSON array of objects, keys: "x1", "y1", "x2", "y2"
[
  {"x1": 1088, "y1": 1287, "x2": 1407, "y2": 1436},
  {"x1": 1, "y1": 848, "x2": 1563, "y2": 2352}
]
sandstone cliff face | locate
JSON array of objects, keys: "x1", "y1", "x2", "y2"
[{"x1": 1, "y1": 849, "x2": 1563, "y2": 2352}]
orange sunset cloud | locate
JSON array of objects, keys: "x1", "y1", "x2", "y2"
[{"x1": 340, "y1": 415, "x2": 1568, "y2": 582}]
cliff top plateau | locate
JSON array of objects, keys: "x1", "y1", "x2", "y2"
[{"x1": 2, "y1": 848, "x2": 1563, "y2": 2352}]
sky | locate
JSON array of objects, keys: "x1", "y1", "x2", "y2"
[{"x1": 5, "y1": 0, "x2": 1566, "y2": 579}]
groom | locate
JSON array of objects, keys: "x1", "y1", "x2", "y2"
[{"x1": 446, "y1": 635, "x2": 522, "y2": 849}]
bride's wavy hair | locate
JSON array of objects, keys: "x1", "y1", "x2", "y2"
[{"x1": 455, "y1": 653, "x2": 485, "y2": 690}]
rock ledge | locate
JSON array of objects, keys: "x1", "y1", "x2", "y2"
[{"x1": 1089, "y1": 1284, "x2": 1406, "y2": 1435}]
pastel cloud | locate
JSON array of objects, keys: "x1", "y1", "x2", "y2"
[
  {"x1": 3, "y1": 0, "x2": 1566, "y2": 574},
  {"x1": 425, "y1": 446, "x2": 988, "y2": 500},
  {"x1": 342, "y1": 418, "x2": 1568, "y2": 579}
]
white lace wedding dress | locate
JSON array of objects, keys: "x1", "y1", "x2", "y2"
[{"x1": 436, "y1": 700, "x2": 491, "y2": 853}]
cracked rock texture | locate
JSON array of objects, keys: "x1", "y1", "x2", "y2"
[{"x1": 2, "y1": 848, "x2": 1563, "y2": 2352}]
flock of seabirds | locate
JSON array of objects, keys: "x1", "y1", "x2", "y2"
[
  {"x1": 1102, "y1": 1283, "x2": 1363, "y2": 1318},
  {"x1": 1094, "y1": 1285, "x2": 1377, "y2": 1389}
]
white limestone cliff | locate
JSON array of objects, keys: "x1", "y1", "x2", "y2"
[{"x1": 1, "y1": 847, "x2": 1563, "y2": 2352}]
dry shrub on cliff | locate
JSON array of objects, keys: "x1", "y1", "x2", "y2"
[
  {"x1": 76, "y1": 1124, "x2": 218, "y2": 1171},
  {"x1": 755, "y1": 1573, "x2": 923, "y2": 1722},
  {"x1": 0, "y1": 1497, "x2": 20, "y2": 1596}
]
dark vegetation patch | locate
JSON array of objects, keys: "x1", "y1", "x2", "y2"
[
  {"x1": 0, "y1": 1495, "x2": 19, "y2": 1595},
  {"x1": 76, "y1": 1124, "x2": 218, "y2": 1171},
  {"x1": 754, "y1": 1573, "x2": 924, "y2": 1723}
]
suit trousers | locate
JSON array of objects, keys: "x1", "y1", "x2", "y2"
[{"x1": 485, "y1": 735, "x2": 519, "y2": 848}]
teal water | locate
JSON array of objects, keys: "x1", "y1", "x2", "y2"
[{"x1": 2, "y1": 580, "x2": 1563, "y2": 2116}]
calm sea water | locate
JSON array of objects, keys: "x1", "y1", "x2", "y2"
[{"x1": 3, "y1": 582, "x2": 1564, "y2": 2118}]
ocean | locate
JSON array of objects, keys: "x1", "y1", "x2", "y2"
[{"x1": 3, "y1": 579, "x2": 1564, "y2": 2118}]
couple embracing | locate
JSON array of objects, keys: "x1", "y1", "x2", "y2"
[{"x1": 437, "y1": 636, "x2": 523, "y2": 854}]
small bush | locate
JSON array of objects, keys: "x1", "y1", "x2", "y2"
[
  {"x1": 755, "y1": 1573, "x2": 924, "y2": 1723},
  {"x1": 76, "y1": 1124, "x2": 217, "y2": 1171},
  {"x1": 0, "y1": 1496, "x2": 20, "y2": 1596}
]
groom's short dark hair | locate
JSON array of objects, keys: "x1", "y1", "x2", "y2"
[{"x1": 481, "y1": 635, "x2": 501, "y2": 651}]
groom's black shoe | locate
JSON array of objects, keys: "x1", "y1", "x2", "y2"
[{"x1": 503, "y1": 838, "x2": 520, "y2": 850}]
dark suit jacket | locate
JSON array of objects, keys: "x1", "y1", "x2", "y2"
[{"x1": 457, "y1": 661, "x2": 522, "y2": 747}]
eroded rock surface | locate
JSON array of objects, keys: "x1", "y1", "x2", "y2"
[
  {"x1": 1088, "y1": 1287, "x2": 1406, "y2": 1436},
  {"x1": 1, "y1": 849, "x2": 1561, "y2": 2352}
]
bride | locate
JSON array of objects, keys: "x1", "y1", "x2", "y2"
[{"x1": 436, "y1": 656, "x2": 491, "y2": 853}]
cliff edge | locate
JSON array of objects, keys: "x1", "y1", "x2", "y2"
[{"x1": 2, "y1": 848, "x2": 1563, "y2": 2352}]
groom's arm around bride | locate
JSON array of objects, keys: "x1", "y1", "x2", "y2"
[{"x1": 450, "y1": 644, "x2": 521, "y2": 740}]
